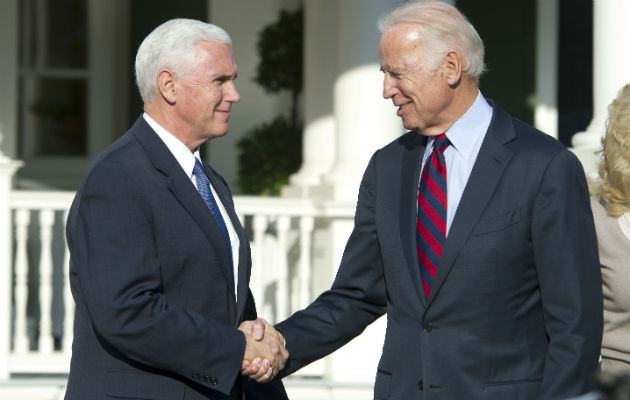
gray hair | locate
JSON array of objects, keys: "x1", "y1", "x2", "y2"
[
  {"x1": 377, "y1": 0, "x2": 485, "y2": 81},
  {"x1": 135, "y1": 18, "x2": 232, "y2": 103}
]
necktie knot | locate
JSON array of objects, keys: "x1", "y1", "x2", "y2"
[
  {"x1": 193, "y1": 159, "x2": 205, "y2": 177},
  {"x1": 433, "y1": 133, "x2": 450, "y2": 154}
]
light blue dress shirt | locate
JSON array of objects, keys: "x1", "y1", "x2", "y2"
[{"x1": 420, "y1": 92, "x2": 493, "y2": 235}]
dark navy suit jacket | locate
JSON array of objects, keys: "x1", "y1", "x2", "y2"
[
  {"x1": 65, "y1": 116, "x2": 287, "y2": 399},
  {"x1": 277, "y1": 102, "x2": 603, "y2": 400}
]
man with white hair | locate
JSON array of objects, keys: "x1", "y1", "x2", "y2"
[
  {"x1": 65, "y1": 19, "x2": 288, "y2": 400},
  {"x1": 246, "y1": 1, "x2": 603, "y2": 399}
]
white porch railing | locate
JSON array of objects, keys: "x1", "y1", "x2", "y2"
[
  {"x1": 7, "y1": 191, "x2": 75, "y2": 375},
  {"x1": 1, "y1": 186, "x2": 356, "y2": 379}
]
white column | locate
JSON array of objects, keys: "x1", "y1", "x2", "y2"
[
  {"x1": 324, "y1": 0, "x2": 404, "y2": 201},
  {"x1": 274, "y1": 215, "x2": 291, "y2": 321},
  {"x1": 284, "y1": 0, "x2": 338, "y2": 198},
  {"x1": 250, "y1": 215, "x2": 267, "y2": 304},
  {"x1": 38, "y1": 210, "x2": 55, "y2": 354},
  {"x1": 534, "y1": 0, "x2": 559, "y2": 138},
  {"x1": 0, "y1": 1, "x2": 18, "y2": 160},
  {"x1": 13, "y1": 210, "x2": 30, "y2": 355},
  {"x1": 0, "y1": 128, "x2": 24, "y2": 380},
  {"x1": 571, "y1": 0, "x2": 630, "y2": 178},
  {"x1": 297, "y1": 216, "x2": 315, "y2": 309},
  {"x1": 320, "y1": 0, "x2": 403, "y2": 387}
]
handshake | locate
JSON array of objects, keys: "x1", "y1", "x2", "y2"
[{"x1": 238, "y1": 318, "x2": 288, "y2": 383}]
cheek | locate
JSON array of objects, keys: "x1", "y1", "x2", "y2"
[
  {"x1": 181, "y1": 89, "x2": 204, "y2": 113},
  {"x1": 195, "y1": 96, "x2": 216, "y2": 116},
  {"x1": 207, "y1": 90, "x2": 223, "y2": 109},
  {"x1": 401, "y1": 82, "x2": 422, "y2": 102}
]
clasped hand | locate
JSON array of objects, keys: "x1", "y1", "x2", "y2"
[{"x1": 238, "y1": 318, "x2": 288, "y2": 383}]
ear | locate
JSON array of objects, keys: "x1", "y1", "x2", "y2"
[
  {"x1": 443, "y1": 50, "x2": 463, "y2": 86},
  {"x1": 157, "y1": 69, "x2": 177, "y2": 104}
]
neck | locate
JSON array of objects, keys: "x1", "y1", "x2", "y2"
[
  {"x1": 449, "y1": 79, "x2": 479, "y2": 121},
  {"x1": 424, "y1": 79, "x2": 478, "y2": 136},
  {"x1": 144, "y1": 102, "x2": 200, "y2": 152}
]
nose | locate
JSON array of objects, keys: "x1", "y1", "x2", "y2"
[
  {"x1": 225, "y1": 81, "x2": 240, "y2": 103},
  {"x1": 382, "y1": 75, "x2": 396, "y2": 99}
]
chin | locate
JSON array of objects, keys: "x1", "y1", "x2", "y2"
[
  {"x1": 401, "y1": 120, "x2": 418, "y2": 132},
  {"x1": 208, "y1": 126, "x2": 229, "y2": 137}
]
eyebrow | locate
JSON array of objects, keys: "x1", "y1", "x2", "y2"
[
  {"x1": 214, "y1": 73, "x2": 238, "y2": 82},
  {"x1": 380, "y1": 64, "x2": 401, "y2": 73},
  {"x1": 381, "y1": 67, "x2": 404, "y2": 77}
]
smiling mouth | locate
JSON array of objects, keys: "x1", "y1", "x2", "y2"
[{"x1": 396, "y1": 103, "x2": 410, "y2": 115}]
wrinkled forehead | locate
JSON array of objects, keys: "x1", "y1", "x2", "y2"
[
  {"x1": 178, "y1": 41, "x2": 237, "y2": 83},
  {"x1": 379, "y1": 24, "x2": 424, "y2": 64},
  {"x1": 196, "y1": 40, "x2": 234, "y2": 61},
  {"x1": 198, "y1": 41, "x2": 237, "y2": 67}
]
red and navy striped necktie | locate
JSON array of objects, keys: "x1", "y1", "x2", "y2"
[{"x1": 416, "y1": 134, "x2": 450, "y2": 297}]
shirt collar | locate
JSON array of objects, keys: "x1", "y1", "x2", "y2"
[
  {"x1": 436, "y1": 91, "x2": 493, "y2": 160},
  {"x1": 143, "y1": 112, "x2": 198, "y2": 179}
]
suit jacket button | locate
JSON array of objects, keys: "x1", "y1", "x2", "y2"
[
  {"x1": 423, "y1": 322, "x2": 432, "y2": 332},
  {"x1": 418, "y1": 380, "x2": 423, "y2": 390},
  {"x1": 209, "y1": 376, "x2": 218, "y2": 385}
]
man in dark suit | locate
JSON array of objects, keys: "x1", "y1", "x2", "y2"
[
  {"x1": 244, "y1": 1, "x2": 603, "y2": 399},
  {"x1": 65, "y1": 19, "x2": 288, "y2": 399}
]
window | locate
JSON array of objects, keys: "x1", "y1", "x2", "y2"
[
  {"x1": 18, "y1": 0, "x2": 89, "y2": 157},
  {"x1": 15, "y1": 0, "x2": 129, "y2": 189}
]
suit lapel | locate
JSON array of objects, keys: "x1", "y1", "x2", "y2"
[
  {"x1": 169, "y1": 170, "x2": 237, "y2": 299},
  {"x1": 398, "y1": 133, "x2": 430, "y2": 308},
  {"x1": 204, "y1": 164, "x2": 251, "y2": 322},
  {"x1": 425, "y1": 103, "x2": 515, "y2": 308},
  {"x1": 131, "y1": 117, "x2": 237, "y2": 316}
]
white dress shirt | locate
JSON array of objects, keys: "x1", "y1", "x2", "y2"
[
  {"x1": 420, "y1": 92, "x2": 493, "y2": 235},
  {"x1": 143, "y1": 113, "x2": 240, "y2": 298}
]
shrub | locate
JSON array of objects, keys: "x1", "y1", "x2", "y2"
[{"x1": 237, "y1": 116, "x2": 302, "y2": 195}]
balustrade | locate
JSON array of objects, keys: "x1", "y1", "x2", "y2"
[{"x1": 1, "y1": 189, "x2": 355, "y2": 377}]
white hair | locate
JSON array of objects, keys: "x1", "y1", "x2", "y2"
[
  {"x1": 377, "y1": 0, "x2": 486, "y2": 81},
  {"x1": 135, "y1": 18, "x2": 232, "y2": 103}
]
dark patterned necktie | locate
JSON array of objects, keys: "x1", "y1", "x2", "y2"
[
  {"x1": 416, "y1": 134, "x2": 450, "y2": 297},
  {"x1": 193, "y1": 159, "x2": 232, "y2": 259}
]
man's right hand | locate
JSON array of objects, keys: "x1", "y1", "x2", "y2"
[{"x1": 238, "y1": 318, "x2": 288, "y2": 383}]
